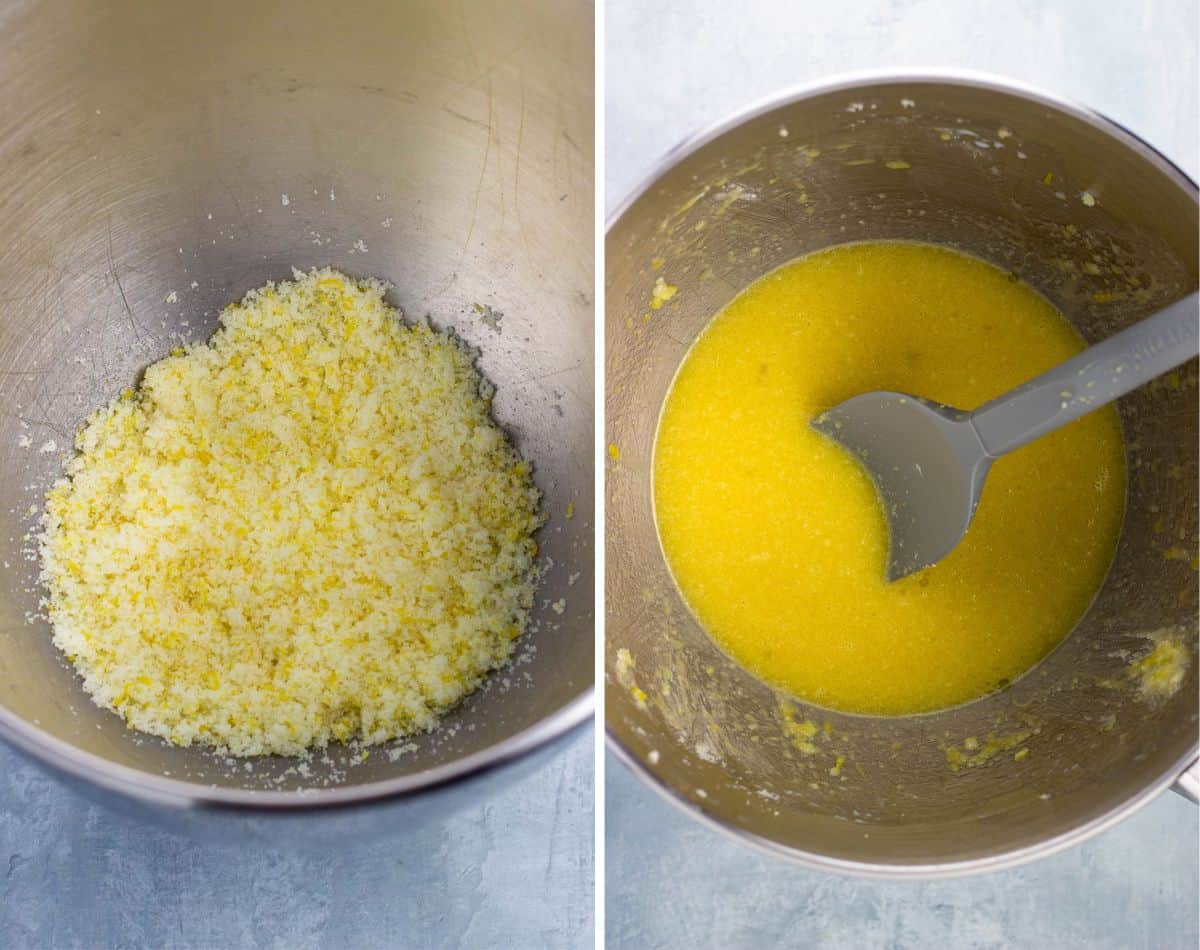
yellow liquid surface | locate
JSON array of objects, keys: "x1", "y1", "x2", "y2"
[{"x1": 654, "y1": 242, "x2": 1125, "y2": 715}]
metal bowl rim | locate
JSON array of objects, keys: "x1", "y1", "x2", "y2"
[
  {"x1": 606, "y1": 727, "x2": 1195, "y2": 880},
  {"x1": 0, "y1": 676, "x2": 592, "y2": 810},
  {"x1": 604, "y1": 66, "x2": 1199, "y2": 876},
  {"x1": 605, "y1": 66, "x2": 1199, "y2": 228}
]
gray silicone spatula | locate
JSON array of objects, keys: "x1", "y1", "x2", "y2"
[{"x1": 812, "y1": 292, "x2": 1199, "y2": 582}]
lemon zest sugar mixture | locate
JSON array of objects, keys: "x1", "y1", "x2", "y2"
[{"x1": 40, "y1": 268, "x2": 543, "y2": 756}]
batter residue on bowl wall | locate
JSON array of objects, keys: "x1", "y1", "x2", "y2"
[{"x1": 653, "y1": 241, "x2": 1125, "y2": 716}]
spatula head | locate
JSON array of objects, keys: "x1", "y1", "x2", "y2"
[{"x1": 811, "y1": 392, "x2": 993, "y2": 581}]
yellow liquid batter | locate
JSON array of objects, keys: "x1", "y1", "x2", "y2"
[{"x1": 654, "y1": 242, "x2": 1125, "y2": 715}]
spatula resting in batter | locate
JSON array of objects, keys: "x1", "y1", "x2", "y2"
[{"x1": 813, "y1": 293, "x2": 1199, "y2": 581}]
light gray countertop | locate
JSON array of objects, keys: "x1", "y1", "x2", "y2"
[
  {"x1": 605, "y1": 0, "x2": 1198, "y2": 947},
  {"x1": 607, "y1": 753, "x2": 1197, "y2": 949},
  {"x1": 606, "y1": 0, "x2": 1198, "y2": 205},
  {"x1": 0, "y1": 731, "x2": 594, "y2": 949}
]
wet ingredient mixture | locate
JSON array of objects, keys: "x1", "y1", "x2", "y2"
[
  {"x1": 654, "y1": 242, "x2": 1125, "y2": 715},
  {"x1": 40, "y1": 268, "x2": 543, "y2": 756}
]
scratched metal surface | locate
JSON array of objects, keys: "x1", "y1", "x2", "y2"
[
  {"x1": 0, "y1": 0, "x2": 594, "y2": 798},
  {"x1": 605, "y1": 0, "x2": 1198, "y2": 946},
  {"x1": 0, "y1": 0, "x2": 595, "y2": 946}
]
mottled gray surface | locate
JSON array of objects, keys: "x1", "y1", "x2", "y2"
[
  {"x1": 607, "y1": 754, "x2": 1198, "y2": 950},
  {"x1": 606, "y1": 0, "x2": 1199, "y2": 206},
  {"x1": 605, "y1": 0, "x2": 1198, "y2": 947},
  {"x1": 0, "y1": 731, "x2": 593, "y2": 949}
]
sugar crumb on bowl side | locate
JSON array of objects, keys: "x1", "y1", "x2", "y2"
[{"x1": 39, "y1": 267, "x2": 544, "y2": 757}]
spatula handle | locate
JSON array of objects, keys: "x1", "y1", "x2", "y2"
[{"x1": 970, "y1": 293, "x2": 1199, "y2": 458}]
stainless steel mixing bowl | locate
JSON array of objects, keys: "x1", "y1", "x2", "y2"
[
  {"x1": 0, "y1": 0, "x2": 593, "y2": 812},
  {"x1": 606, "y1": 74, "x2": 1198, "y2": 876}
]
